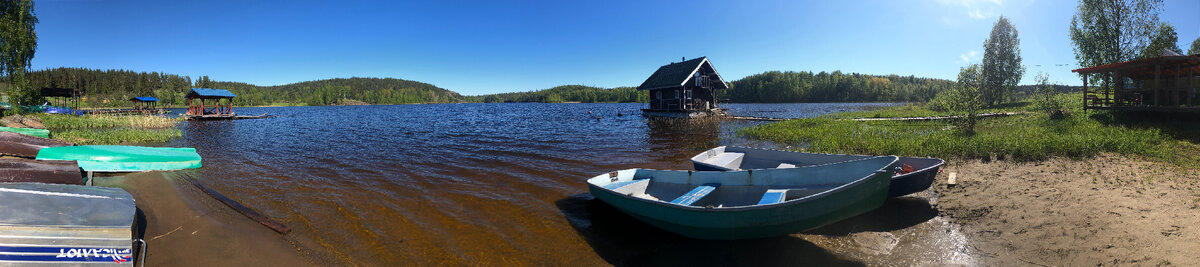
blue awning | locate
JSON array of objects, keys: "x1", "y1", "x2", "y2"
[
  {"x1": 186, "y1": 88, "x2": 237, "y2": 99},
  {"x1": 129, "y1": 97, "x2": 159, "y2": 102}
]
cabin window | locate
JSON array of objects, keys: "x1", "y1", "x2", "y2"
[
  {"x1": 674, "y1": 90, "x2": 680, "y2": 99},
  {"x1": 685, "y1": 90, "x2": 692, "y2": 99},
  {"x1": 655, "y1": 91, "x2": 661, "y2": 100}
]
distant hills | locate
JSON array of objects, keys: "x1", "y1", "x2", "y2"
[
  {"x1": 26, "y1": 67, "x2": 1058, "y2": 107},
  {"x1": 27, "y1": 67, "x2": 464, "y2": 107}
]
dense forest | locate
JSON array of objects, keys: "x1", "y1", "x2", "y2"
[
  {"x1": 25, "y1": 67, "x2": 464, "y2": 107},
  {"x1": 721, "y1": 71, "x2": 957, "y2": 103},
  {"x1": 464, "y1": 85, "x2": 647, "y2": 103}
]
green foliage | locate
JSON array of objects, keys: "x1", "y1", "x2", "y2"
[
  {"x1": 1032, "y1": 72, "x2": 1069, "y2": 119},
  {"x1": 466, "y1": 85, "x2": 646, "y2": 103},
  {"x1": 1069, "y1": 0, "x2": 1163, "y2": 68},
  {"x1": 1140, "y1": 23, "x2": 1182, "y2": 58},
  {"x1": 946, "y1": 64, "x2": 985, "y2": 133},
  {"x1": 26, "y1": 68, "x2": 465, "y2": 107},
  {"x1": 0, "y1": 0, "x2": 38, "y2": 106},
  {"x1": 34, "y1": 114, "x2": 183, "y2": 145},
  {"x1": 1189, "y1": 37, "x2": 1200, "y2": 55},
  {"x1": 721, "y1": 71, "x2": 954, "y2": 103},
  {"x1": 740, "y1": 104, "x2": 1197, "y2": 168},
  {"x1": 981, "y1": 16, "x2": 1023, "y2": 106},
  {"x1": 34, "y1": 114, "x2": 180, "y2": 129}
]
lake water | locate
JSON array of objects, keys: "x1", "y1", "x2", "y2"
[{"x1": 165, "y1": 102, "x2": 938, "y2": 265}]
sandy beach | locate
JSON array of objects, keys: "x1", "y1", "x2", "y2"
[{"x1": 936, "y1": 154, "x2": 1200, "y2": 266}]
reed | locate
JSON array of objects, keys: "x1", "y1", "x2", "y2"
[
  {"x1": 36, "y1": 114, "x2": 181, "y2": 130},
  {"x1": 741, "y1": 96, "x2": 1200, "y2": 168},
  {"x1": 53, "y1": 128, "x2": 182, "y2": 145}
]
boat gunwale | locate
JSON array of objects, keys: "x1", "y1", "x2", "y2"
[
  {"x1": 693, "y1": 146, "x2": 944, "y2": 180},
  {"x1": 587, "y1": 156, "x2": 897, "y2": 212}
]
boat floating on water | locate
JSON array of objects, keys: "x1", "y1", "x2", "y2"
[
  {"x1": 0, "y1": 183, "x2": 143, "y2": 266},
  {"x1": 0, "y1": 159, "x2": 84, "y2": 185},
  {"x1": 36, "y1": 145, "x2": 202, "y2": 172},
  {"x1": 692, "y1": 146, "x2": 945, "y2": 197},
  {"x1": 586, "y1": 156, "x2": 897, "y2": 240}
]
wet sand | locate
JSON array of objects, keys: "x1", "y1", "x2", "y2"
[
  {"x1": 94, "y1": 171, "x2": 332, "y2": 266},
  {"x1": 937, "y1": 154, "x2": 1200, "y2": 266}
]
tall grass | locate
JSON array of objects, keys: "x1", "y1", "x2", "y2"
[
  {"x1": 741, "y1": 96, "x2": 1199, "y2": 168},
  {"x1": 36, "y1": 114, "x2": 181, "y2": 129},
  {"x1": 32, "y1": 114, "x2": 183, "y2": 145}
]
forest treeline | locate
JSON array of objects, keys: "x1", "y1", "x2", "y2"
[
  {"x1": 26, "y1": 67, "x2": 464, "y2": 107},
  {"x1": 464, "y1": 85, "x2": 647, "y2": 103},
  {"x1": 720, "y1": 71, "x2": 956, "y2": 103},
  {"x1": 24, "y1": 67, "x2": 968, "y2": 107}
]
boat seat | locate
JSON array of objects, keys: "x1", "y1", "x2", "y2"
[
  {"x1": 776, "y1": 163, "x2": 796, "y2": 168},
  {"x1": 669, "y1": 183, "x2": 720, "y2": 206},
  {"x1": 703, "y1": 152, "x2": 745, "y2": 170},
  {"x1": 603, "y1": 179, "x2": 644, "y2": 190},
  {"x1": 756, "y1": 189, "x2": 789, "y2": 205}
]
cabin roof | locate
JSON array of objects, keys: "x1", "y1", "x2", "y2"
[
  {"x1": 186, "y1": 88, "x2": 237, "y2": 99},
  {"x1": 40, "y1": 88, "x2": 81, "y2": 97},
  {"x1": 637, "y1": 57, "x2": 729, "y2": 90},
  {"x1": 1071, "y1": 54, "x2": 1200, "y2": 80},
  {"x1": 129, "y1": 97, "x2": 159, "y2": 102}
]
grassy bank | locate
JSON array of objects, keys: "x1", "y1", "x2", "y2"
[
  {"x1": 740, "y1": 96, "x2": 1200, "y2": 168},
  {"x1": 34, "y1": 114, "x2": 183, "y2": 145}
]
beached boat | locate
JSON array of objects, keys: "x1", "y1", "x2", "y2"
[
  {"x1": 36, "y1": 145, "x2": 202, "y2": 172},
  {"x1": 0, "y1": 183, "x2": 143, "y2": 265},
  {"x1": 586, "y1": 156, "x2": 897, "y2": 240},
  {"x1": 0, "y1": 131, "x2": 74, "y2": 158},
  {"x1": 0, "y1": 159, "x2": 84, "y2": 185},
  {"x1": 691, "y1": 146, "x2": 945, "y2": 197},
  {"x1": 0, "y1": 126, "x2": 50, "y2": 138}
]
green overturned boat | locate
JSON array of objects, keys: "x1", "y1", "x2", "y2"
[
  {"x1": 36, "y1": 145, "x2": 202, "y2": 172},
  {"x1": 0, "y1": 126, "x2": 50, "y2": 138},
  {"x1": 586, "y1": 156, "x2": 897, "y2": 240}
]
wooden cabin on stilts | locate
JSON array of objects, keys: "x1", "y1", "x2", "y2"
[
  {"x1": 182, "y1": 88, "x2": 268, "y2": 120},
  {"x1": 638, "y1": 57, "x2": 729, "y2": 118}
]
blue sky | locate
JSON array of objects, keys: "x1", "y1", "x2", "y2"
[{"x1": 30, "y1": 0, "x2": 1200, "y2": 95}]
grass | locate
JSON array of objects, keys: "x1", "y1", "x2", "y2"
[
  {"x1": 53, "y1": 128, "x2": 183, "y2": 145},
  {"x1": 35, "y1": 114, "x2": 181, "y2": 129},
  {"x1": 29, "y1": 114, "x2": 184, "y2": 145},
  {"x1": 740, "y1": 95, "x2": 1200, "y2": 169}
]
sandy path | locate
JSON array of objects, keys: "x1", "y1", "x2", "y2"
[
  {"x1": 95, "y1": 172, "x2": 335, "y2": 266},
  {"x1": 937, "y1": 154, "x2": 1200, "y2": 266}
]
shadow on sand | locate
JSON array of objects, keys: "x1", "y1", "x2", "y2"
[
  {"x1": 556, "y1": 193, "x2": 866, "y2": 266},
  {"x1": 804, "y1": 196, "x2": 937, "y2": 236}
]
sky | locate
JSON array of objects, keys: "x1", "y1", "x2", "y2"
[{"x1": 30, "y1": 0, "x2": 1200, "y2": 95}]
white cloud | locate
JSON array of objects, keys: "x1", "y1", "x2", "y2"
[
  {"x1": 938, "y1": 0, "x2": 1004, "y2": 20},
  {"x1": 960, "y1": 50, "x2": 980, "y2": 63}
]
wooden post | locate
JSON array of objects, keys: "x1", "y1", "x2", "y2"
[
  {"x1": 1083, "y1": 74, "x2": 1089, "y2": 110},
  {"x1": 1106, "y1": 72, "x2": 1112, "y2": 107},
  {"x1": 1154, "y1": 64, "x2": 1161, "y2": 107},
  {"x1": 1175, "y1": 65, "x2": 1182, "y2": 107}
]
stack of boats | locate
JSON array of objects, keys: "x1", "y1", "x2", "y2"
[
  {"x1": 0, "y1": 126, "x2": 203, "y2": 265},
  {"x1": 586, "y1": 146, "x2": 944, "y2": 240}
]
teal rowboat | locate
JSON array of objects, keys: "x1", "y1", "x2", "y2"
[
  {"x1": 36, "y1": 145, "x2": 202, "y2": 172},
  {"x1": 0, "y1": 127, "x2": 50, "y2": 138},
  {"x1": 586, "y1": 156, "x2": 897, "y2": 240}
]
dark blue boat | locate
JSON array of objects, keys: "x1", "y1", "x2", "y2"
[{"x1": 691, "y1": 146, "x2": 944, "y2": 197}]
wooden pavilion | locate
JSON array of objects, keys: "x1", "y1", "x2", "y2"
[
  {"x1": 129, "y1": 96, "x2": 158, "y2": 110},
  {"x1": 1071, "y1": 53, "x2": 1200, "y2": 112},
  {"x1": 40, "y1": 87, "x2": 82, "y2": 110},
  {"x1": 637, "y1": 57, "x2": 729, "y2": 118},
  {"x1": 185, "y1": 88, "x2": 237, "y2": 119}
]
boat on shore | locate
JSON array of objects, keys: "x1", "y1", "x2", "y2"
[
  {"x1": 691, "y1": 146, "x2": 944, "y2": 197},
  {"x1": 0, "y1": 131, "x2": 74, "y2": 158},
  {"x1": 0, "y1": 159, "x2": 84, "y2": 185},
  {"x1": 0, "y1": 126, "x2": 50, "y2": 138},
  {"x1": 586, "y1": 156, "x2": 897, "y2": 240},
  {"x1": 36, "y1": 145, "x2": 202, "y2": 172},
  {"x1": 0, "y1": 183, "x2": 142, "y2": 265}
]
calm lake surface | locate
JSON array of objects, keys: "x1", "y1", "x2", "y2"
[{"x1": 166, "y1": 102, "x2": 913, "y2": 265}]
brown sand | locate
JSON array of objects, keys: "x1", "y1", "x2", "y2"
[
  {"x1": 94, "y1": 172, "x2": 334, "y2": 267},
  {"x1": 937, "y1": 154, "x2": 1200, "y2": 266}
]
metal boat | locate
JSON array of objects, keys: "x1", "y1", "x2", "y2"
[
  {"x1": 692, "y1": 146, "x2": 944, "y2": 197},
  {"x1": 0, "y1": 183, "x2": 143, "y2": 265}
]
